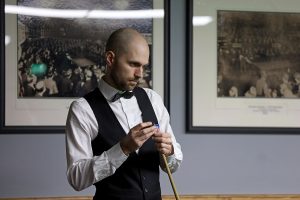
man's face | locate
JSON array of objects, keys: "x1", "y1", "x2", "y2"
[{"x1": 107, "y1": 41, "x2": 149, "y2": 91}]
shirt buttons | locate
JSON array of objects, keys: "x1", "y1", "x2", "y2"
[{"x1": 144, "y1": 188, "x2": 148, "y2": 193}]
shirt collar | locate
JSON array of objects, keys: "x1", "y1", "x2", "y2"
[{"x1": 99, "y1": 78, "x2": 132, "y2": 102}]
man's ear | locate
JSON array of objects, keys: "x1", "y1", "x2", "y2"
[{"x1": 105, "y1": 51, "x2": 115, "y2": 67}]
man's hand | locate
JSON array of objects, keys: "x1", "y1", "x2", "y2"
[
  {"x1": 152, "y1": 130, "x2": 174, "y2": 157},
  {"x1": 120, "y1": 122, "x2": 157, "y2": 155}
]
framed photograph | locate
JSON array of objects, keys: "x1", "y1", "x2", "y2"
[
  {"x1": 0, "y1": 0, "x2": 170, "y2": 134},
  {"x1": 187, "y1": 0, "x2": 300, "y2": 133}
]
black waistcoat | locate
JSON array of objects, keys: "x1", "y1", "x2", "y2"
[{"x1": 84, "y1": 87, "x2": 161, "y2": 200}]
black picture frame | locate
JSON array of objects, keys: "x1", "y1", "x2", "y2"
[
  {"x1": 186, "y1": 0, "x2": 300, "y2": 133},
  {"x1": 0, "y1": 0, "x2": 170, "y2": 134}
]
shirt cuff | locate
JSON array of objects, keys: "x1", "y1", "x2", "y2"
[
  {"x1": 172, "y1": 143, "x2": 183, "y2": 161},
  {"x1": 93, "y1": 142, "x2": 128, "y2": 183},
  {"x1": 165, "y1": 143, "x2": 183, "y2": 172}
]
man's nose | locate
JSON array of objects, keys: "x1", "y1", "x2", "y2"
[{"x1": 134, "y1": 67, "x2": 143, "y2": 78}]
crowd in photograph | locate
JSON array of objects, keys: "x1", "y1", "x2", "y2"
[
  {"x1": 17, "y1": 37, "x2": 106, "y2": 98},
  {"x1": 17, "y1": 37, "x2": 152, "y2": 98},
  {"x1": 218, "y1": 70, "x2": 300, "y2": 98},
  {"x1": 217, "y1": 13, "x2": 300, "y2": 98}
]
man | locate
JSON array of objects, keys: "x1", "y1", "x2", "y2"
[
  {"x1": 255, "y1": 70, "x2": 269, "y2": 97},
  {"x1": 65, "y1": 28, "x2": 183, "y2": 200}
]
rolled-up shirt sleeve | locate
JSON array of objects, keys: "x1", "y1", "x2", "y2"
[{"x1": 65, "y1": 99, "x2": 127, "y2": 191}]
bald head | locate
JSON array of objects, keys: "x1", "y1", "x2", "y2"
[
  {"x1": 103, "y1": 28, "x2": 150, "y2": 91},
  {"x1": 105, "y1": 28, "x2": 148, "y2": 56}
]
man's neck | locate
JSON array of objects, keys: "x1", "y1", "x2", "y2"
[{"x1": 102, "y1": 75, "x2": 121, "y2": 91}]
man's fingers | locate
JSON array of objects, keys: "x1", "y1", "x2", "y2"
[
  {"x1": 152, "y1": 132, "x2": 174, "y2": 156},
  {"x1": 137, "y1": 127, "x2": 156, "y2": 141},
  {"x1": 156, "y1": 144, "x2": 172, "y2": 156},
  {"x1": 135, "y1": 121, "x2": 153, "y2": 130},
  {"x1": 128, "y1": 122, "x2": 157, "y2": 147},
  {"x1": 122, "y1": 122, "x2": 159, "y2": 155},
  {"x1": 152, "y1": 132, "x2": 172, "y2": 143}
]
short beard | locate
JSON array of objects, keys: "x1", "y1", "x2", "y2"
[{"x1": 110, "y1": 72, "x2": 129, "y2": 91}]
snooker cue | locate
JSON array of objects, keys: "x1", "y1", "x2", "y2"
[
  {"x1": 162, "y1": 154, "x2": 181, "y2": 200},
  {"x1": 154, "y1": 123, "x2": 180, "y2": 199}
]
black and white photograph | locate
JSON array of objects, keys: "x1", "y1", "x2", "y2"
[
  {"x1": 217, "y1": 11, "x2": 300, "y2": 99},
  {"x1": 2, "y1": 0, "x2": 166, "y2": 132},
  {"x1": 187, "y1": 0, "x2": 300, "y2": 132}
]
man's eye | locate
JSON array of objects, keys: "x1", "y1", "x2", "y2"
[{"x1": 130, "y1": 63, "x2": 140, "y2": 67}]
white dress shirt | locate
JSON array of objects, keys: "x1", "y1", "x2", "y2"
[{"x1": 65, "y1": 78, "x2": 183, "y2": 191}]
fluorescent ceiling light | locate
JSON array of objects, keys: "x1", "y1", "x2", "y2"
[
  {"x1": 193, "y1": 16, "x2": 213, "y2": 26},
  {"x1": 5, "y1": 5, "x2": 164, "y2": 19},
  {"x1": 88, "y1": 9, "x2": 163, "y2": 19}
]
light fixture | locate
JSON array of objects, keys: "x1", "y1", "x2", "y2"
[{"x1": 5, "y1": 5, "x2": 164, "y2": 19}]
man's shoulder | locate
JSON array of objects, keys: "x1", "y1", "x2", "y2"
[
  {"x1": 70, "y1": 97, "x2": 89, "y2": 109},
  {"x1": 139, "y1": 87, "x2": 163, "y2": 103},
  {"x1": 139, "y1": 87, "x2": 158, "y2": 96}
]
